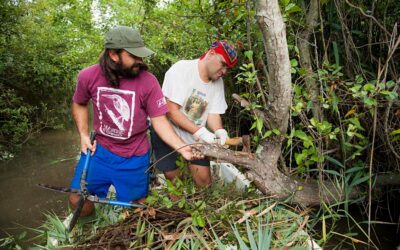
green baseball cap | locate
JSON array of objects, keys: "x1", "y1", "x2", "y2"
[{"x1": 105, "y1": 26, "x2": 155, "y2": 58}]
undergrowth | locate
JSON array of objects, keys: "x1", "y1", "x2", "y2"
[{"x1": 18, "y1": 165, "x2": 314, "y2": 249}]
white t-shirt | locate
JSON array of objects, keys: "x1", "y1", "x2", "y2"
[{"x1": 162, "y1": 59, "x2": 228, "y2": 144}]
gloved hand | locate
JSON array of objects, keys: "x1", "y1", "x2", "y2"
[
  {"x1": 193, "y1": 127, "x2": 216, "y2": 143},
  {"x1": 215, "y1": 128, "x2": 229, "y2": 145}
]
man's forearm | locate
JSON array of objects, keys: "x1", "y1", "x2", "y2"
[
  {"x1": 207, "y1": 114, "x2": 223, "y2": 132},
  {"x1": 72, "y1": 102, "x2": 89, "y2": 137},
  {"x1": 167, "y1": 109, "x2": 200, "y2": 134}
]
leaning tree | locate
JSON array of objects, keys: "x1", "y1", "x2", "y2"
[{"x1": 199, "y1": 0, "x2": 358, "y2": 206}]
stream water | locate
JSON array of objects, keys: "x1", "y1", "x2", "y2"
[{"x1": 0, "y1": 129, "x2": 80, "y2": 243}]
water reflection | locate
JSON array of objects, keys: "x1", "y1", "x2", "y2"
[{"x1": 0, "y1": 129, "x2": 80, "y2": 240}]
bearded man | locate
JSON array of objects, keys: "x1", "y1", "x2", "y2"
[{"x1": 69, "y1": 26, "x2": 199, "y2": 216}]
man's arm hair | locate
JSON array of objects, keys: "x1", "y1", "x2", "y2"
[
  {"x1": 206, "y1": 113, "x2": 223, "y2": 132},
  {"x1": 166, "y1": 99, "x2": 201, "y2": 133}
]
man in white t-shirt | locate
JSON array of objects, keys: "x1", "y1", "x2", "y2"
[{"x1": 151, "y1": 40, "x2": 238, "y2": 187}]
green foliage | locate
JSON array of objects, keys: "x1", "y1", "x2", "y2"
[
  {"x1": 0, "y1": 232, "x2": 25, "y2": 250},
  {"x1": 31, "y1": 173, "x2": 311, "y2": 249},
  {"x1": 34, "y1": 212, "x2": 71, "y2": 247},
  {"x1": 34, "y1": 204, "x2": 124, "y2": 248},
  {"x1": 146, "y1": 174, "x2": 207, "y2": 228},
  {"x1": 346, "y1": 76, "x2": 398, "y2": 108},
  {"x1": 0, "y1": 85, "x2": 34, "y2": 159},
  {"x1": 390, "y1": 128, "x2": 400, "y2": 142},
  {"x1": 0, "y1": 0, "x2": 102, "y2": 157},
  {"x1": 237, "y1": 62, "x2": 257, "y2": 87},
  {"x1": 221, "y1": 218, "x2": 273, "y2": 250},
  {"x1": 288, "y1": 63, "x2": 372, "y2": 169},
  {"x1": 145, "y1": 162, "x2": 312, "y2": 248}
]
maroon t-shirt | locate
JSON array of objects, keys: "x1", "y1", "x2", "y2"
[{"x1": 73, "y1": 64, "x2": 168, "y2": 157}]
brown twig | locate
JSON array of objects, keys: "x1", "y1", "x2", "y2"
[{"x1": 344, "y1": 0, "x2": 391, "y2": 36}]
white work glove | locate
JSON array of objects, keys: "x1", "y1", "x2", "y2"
[
  {"x1": 215, "y1": 128, "x2": 229, "y2": 145},
  {"x1": 193, "y1": 127, "x2": 216, "y2": 143}
]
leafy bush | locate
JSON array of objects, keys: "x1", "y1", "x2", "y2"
[{"x1": 0, "y1": 85, "x2": 34, "y2": 159}]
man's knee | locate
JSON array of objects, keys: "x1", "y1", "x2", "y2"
[
  {"x1": 193, "y1": 175, "x2": 211, "y2": 187},
  {"x1": 68, "y1": 194, "x2": 95, "y2": 217},
  {"x1": 163, "y1": 169, "x2": 180, "y2": 182},
  {"x1": 190, "y1": 165, "x2": 212, "y2": 187}
]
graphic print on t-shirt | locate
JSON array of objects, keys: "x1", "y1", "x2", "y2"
[
  {"x1": 183, "y1": 89, "x2": 208, "y2": 125},
  {"x1": 97, "y1": 87, "x2": 135, "y2": 139}
]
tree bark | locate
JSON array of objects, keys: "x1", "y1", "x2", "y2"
[
  {"x1": 297, "y1": 0, "x2": 323, "y2": 121},
  {"x1": 200, "y1": 144, "x2": 359, "y2": 206}
]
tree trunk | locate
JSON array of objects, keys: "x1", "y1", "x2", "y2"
[
  {"x1": 297, "y1": 0, "x2": 323, "y2": 121},
  {"x1": 198, "y1": 0, "x2": 359, "y2": 206}
]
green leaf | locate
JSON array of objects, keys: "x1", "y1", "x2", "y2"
[
  {"x1": 325, "y1": 155, "x2": 344, "y2": 168},
  {"x1": 281, "y1": 0, "x2": 290, "y2": 8},
  {"x1": 244, "y1": 50, "x2": 253, "y2": 60},
  {"x1": 272, "y1": 128, "x2": 281, "y2": 135},
  {"x1": 322, "y1": 103, "x2": 330, "y2": 109},
  {"x1": 231, "y1": 223, "x2": 250, "y2": 250},
  {"x1": 294, "y1": 130, "x2": 313, "y2": 148},
  {"x1": 381, "y1": 90, "x2": 398, "y2": 100},
  {"x1": 386, "y1": 80, "x2": 395, "y2": 88},
  {"x1": 262, "y1": 130, "x2": 272, "y2": 139},
  {"x1": 192, "y1": 212, "x2": 205, "y2": 227},
  {"x1": 290, "y1": 58, "x2": 298, "y2": 67},
  {"x1": 363, "y1": 97, "x2": 376, "y2": 107},
  {"x1": 363, "y1": 83, "x2": 375, "y2": 92},
  {"x1": 350, "y1": 175, "x2": 370, "y2": 187},
  {"x1": 256, "y1": 117, "x2": 263, "y2": 134},
  {"x1": 246, "y1": 220, "x2": 257, "y2": 250},
  {"x1": 355, "y1": 75, "x2": 364, "y2": 84},
  {"x1": 285, "y1": 4, "x2": 302, "y2": 14},
  {"x1": 390, "y1": 129, "x2": 400, "y2": 136},
  {"x1": 195, "y1": 200, "x2": 206, "y2": 210},
  {"x1": 345, "y1": 166, "x2": 365, "y2": 174},
  {"x1": 178, "y1": 199, "x2": 186, "y2": 208},
  {"x1": 294, "y1": 130, "x2": 308, "y2": 141},
  {"x1": 295, "y1": 152, "x2": 307, "y2": 165},
  {"x1": 162, "y1": 196, "x2": 173, "y2": 208},
  {"x1": 350, "y1": 84, "x2": 362, "y2": 92},
  {"x1": 293, "y1": 101, "x2": 304, "y2": 113},
  {"x1": 310, "y1": 117, "x2": 318, "y2": 127},
  {"x1": 318, "y1": 169, "x2": 342, "y2": 177},
  {"x1": 298, "y1": 68, "x2": 307, "y2": 76},
  {"x1": 146, "y1": 195, "x2": 158, "y2": 205},
  {"x1": 211, "y1": 227, "x2": 226, "y2": 250}
]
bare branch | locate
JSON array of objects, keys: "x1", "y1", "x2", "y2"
[
  {"x1": 345, "y1": 0, "x2": 391, "y2": 36},
  {"x1": 232, "y1": 93, "x2": 273, "y2": 128}
]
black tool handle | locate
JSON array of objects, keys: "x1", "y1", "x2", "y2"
[{"x1": 89, "y1": 131, "x2": 96, "y2": 146}]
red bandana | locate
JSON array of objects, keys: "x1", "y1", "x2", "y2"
[{"x1": 200, "y1": 40, "x2": 238, "y2": 68}]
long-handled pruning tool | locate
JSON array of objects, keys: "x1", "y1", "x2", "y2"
[{"x1": 38, "y1": 131, "x2": 146, "y2": 232}]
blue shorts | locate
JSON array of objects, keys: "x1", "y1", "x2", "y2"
[{"x1": 70, "y1": 144, "x2": 150, "y2": 202}]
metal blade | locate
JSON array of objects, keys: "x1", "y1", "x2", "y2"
[
  {"x1": 68, "y1": 195, "x2": 85, "y2": 232},
  {"x1": 36, "y1": 183, "x2": 79, "y2": 195}
]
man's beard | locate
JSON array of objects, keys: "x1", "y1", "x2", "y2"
[{"x1": 116, "y1": 63, "x2": 148, "y2": 78}]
